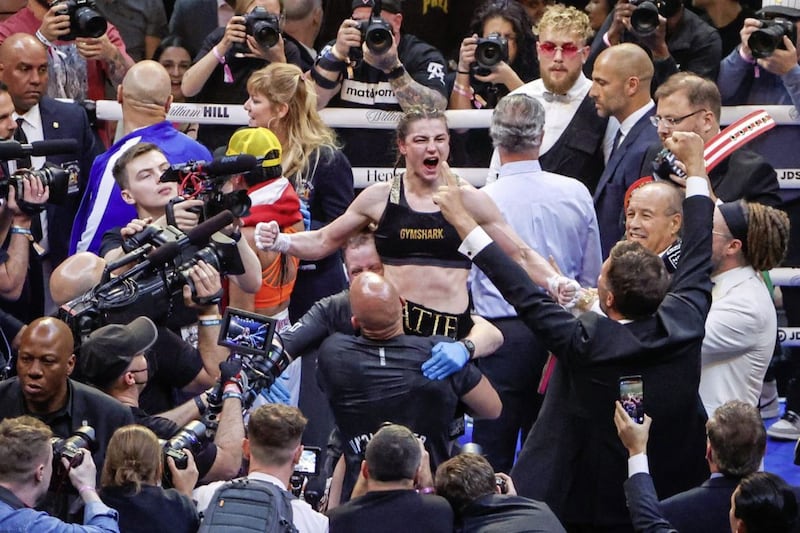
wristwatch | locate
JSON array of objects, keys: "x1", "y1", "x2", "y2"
[{"x1": 459, "y1": 339, "x2": 476, "y2": 361}]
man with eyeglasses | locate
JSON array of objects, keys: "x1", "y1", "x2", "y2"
[
  {"x1": 77, "y1": 316, "x2": 247, "y2": 486},
  {"x1": 590, "y1": 43, "x2": 660, "y2": 258},
  {"x1": 487, "y1": 5, "x2": 608, "y2": 195},
  {"x1": 644, "y1": 72, "x2": 780, "y2": 207},
  {"x1": 0, "y1": 317, "x2": 134, "y2": 520}
]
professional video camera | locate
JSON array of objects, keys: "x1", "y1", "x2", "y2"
[
  {"x1": 217, "y1": 308, "x2": 292, "y2": 408},
  {"x1": 354, "y1": 0, "x2": 393, "y2": 55},
  {"x1": 0, "y1": 139, "x2": 80, "y2": 207},
  {"x1": 474, "y1": 32, "x2": 508, "y2": 74},
  {"x1": 162, "y1": 420, "x2": 206, "y2": 487},
  {"x1": 629, "y1": 0, "x2": 681, "y2": 35},
  {"x1": 159, "y1": 154, "x2": 258, "y2": 222},
  {"x1": 51, "y1": 0, "x2": 107, "y2": 41},
  {"x1": 748, "y1": 18, "x2": 798, "y2": 59},
  {"x1": 58, "y1": 211, "x2": 245, "y2": 346}
]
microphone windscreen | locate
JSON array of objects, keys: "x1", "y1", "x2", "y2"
[
  {"x1": 30, "y1": 139, "x2": 79, "y2": 156},
  {"x1": 0, "y1": 141, "x2": 23, "y2": 160},
  {"x1": 144, "y1": 241, "x2": 181, "y2": 266},
  {"x1": 203, "y1": 154, "x2": 259, "y2": 176},
  {"x1": 186, "y1": 210, "x2": 235, "y2": 246}
]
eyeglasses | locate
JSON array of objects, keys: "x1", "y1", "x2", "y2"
[
  {"x1": 649, "y1": 109, "x2": 707, "y2": 128},
  {"x1": 538, "y1": 41, "x2": 581, "y2": 58}
]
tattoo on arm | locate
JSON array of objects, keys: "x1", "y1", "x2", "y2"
[
  {"x1": 390, "y1": 71, "x2": 447, "y2": 111},
  {"x1": 106, "y1": 49, "x2": 132, "y2": 86}
]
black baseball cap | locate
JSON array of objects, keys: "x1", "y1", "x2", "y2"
[
  {"x1": 79, "y1": 317, "x2": 158, "y2": 389},
  {"x1": 352, "y1": 0, "x2": 402, "y2": 14}
]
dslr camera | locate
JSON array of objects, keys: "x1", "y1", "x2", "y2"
[
  {"x1": 473, "y1": 32, "x2": 509, "y2": 76},
  {"x1": 748, "y1": 18, "x2": 798, "y2": 59},
  {"x1": 51, "y1": 0, "x2": 107, "y2": 41},
  {"x1": 162, "y1": 420, "x2": 206, "y2": 487},
  {"x1": 651, "y1": 148, "x2": 688, "y2": 181},
  {"x1": 0, "y1": 163, "x2": 79, "y2": 209},
  {"x1": 243, "y1": 6, "x2": 281, "y2": 49},
  {"x1": 51, "y1": 424, "x2": 96, "y2": 466},
  {"x1": 629, "y1": 0, "x2": 681, "y2": 35},
  {"x1": 355, "y1": 0, "x2": 393, "y2": 55}
]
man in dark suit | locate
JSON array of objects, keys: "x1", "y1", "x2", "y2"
[
  {"x1": 643, "y1": 72, "x2": 781, "y2": 208},
  {"x1": 433, "y1": 131, "x2": 714, "y2": 532},
  {"x1": 614, "y1": 402, "x2": 798, "y2": 533},
  {"x1": 590, "y1": 43, "x2": 659, "y2": 258},
  {"x1": 284, "y1": 0, "x2": 322, "y2": 72},
  {"x1": 0, "y1": 33, "x2": 101, "y2": 320}
]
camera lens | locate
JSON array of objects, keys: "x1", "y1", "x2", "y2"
[
  {"x1": 365, "y1": 25, "x2": 392, "y2": 54},
  {"x1": 748, "y1": 24, "x2": 785, "y2": 59},
  {"x1": 476, "y1": 41, "x2": 503, "y2": 68},
  {"x1": 631, "y1": 1, "x2": 660, "y2": 34},
  {"x1": 252, "y1": 21, "x2": 279, "y2": 48},
  {"x1": 74, "y1": 6, "x2": 107, "y2": 38}
]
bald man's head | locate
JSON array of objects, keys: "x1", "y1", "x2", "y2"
[
  {"x1": 17, "y1": 318, "x2": 76, "y2": 414},
  {"x1": 120, "y1": 60, "x2": 172, "y2": 108},
  {"x1": 350, "y1": 272, "x2": 403, "y2": 338},
  {"x1": 0, "y1": 33, "x2": 48, "y2": 112},
  {"x1": 589, "y1": 43, "x2": 654, "y2": 121},
  {"x1": 50, "y1": 252, "x2": 106, "y2": 306}
]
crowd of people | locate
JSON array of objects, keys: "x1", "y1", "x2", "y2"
[{"x1": 0, "y1": 0, "x2": 795, "y2": 531}]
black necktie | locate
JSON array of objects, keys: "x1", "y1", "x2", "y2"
[
  {"x1": 14, "y1": 118, "x2": 31, "y2": 170},
  {"x1": 609, "y1": 128, "x2": 624, "y2": 161}
]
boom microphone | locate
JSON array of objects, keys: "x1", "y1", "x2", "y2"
[
  {"x1": 0, "y1": 139, "x2": 79, "y2": 160},
  {"x1": 204, "y1": 154, "x2": 259, "y2": 176}
]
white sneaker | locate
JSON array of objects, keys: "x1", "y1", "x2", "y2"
[{"x1": 768, "y1": 410, "x2": 800, "y2": 440}]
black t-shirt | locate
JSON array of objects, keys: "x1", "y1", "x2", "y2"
[
  {"x1": 140, "y1": 327, "x2": 203, "y2": 414},
  {"x1": 316, "y1": 333, "x2": 482, "y2": 500},
  {"x1": 328, "y1": 33, "x2": 447, "y2": 167},
  {"x1": 100, "y1": 484, "x2": 199, "y2": 533},
  {"x1": 329, "y1": 489, "x2": 454, "y2": 533},
  {"x1": 281, "y1": 290, "x2": 353, "y2": 358}
]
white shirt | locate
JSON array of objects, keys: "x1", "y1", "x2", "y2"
[
  {"x1": 193, "y1": 472, "x2": 329, "y2": 533},
  {"x1": 615, "y1": 101, "x2": 655, "y2": 152},
  {"x1": 699, "y1": 265, "x2": 777, "y2": 416},
  {"x1": 487, "y1": 74, "x2": 593, "y2": 182}
]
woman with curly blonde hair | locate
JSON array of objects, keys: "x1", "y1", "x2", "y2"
[{"x1": 246, "y1": 62, "x2": 354, "y2": 319}]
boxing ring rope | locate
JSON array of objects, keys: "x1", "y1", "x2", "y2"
[{"x1": 80, "y1": 100, "x2": 800, "y2": 343}]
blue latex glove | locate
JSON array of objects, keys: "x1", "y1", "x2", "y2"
[
  {"x1": 422, "y1": 341, "x2": 469, "y2": 380},
  {"x1": 299, "y1": 200, "x2": 311, "y2": 231},
  {"x1": 260, "y1": 376, "x2": 291, "y2": 404}
]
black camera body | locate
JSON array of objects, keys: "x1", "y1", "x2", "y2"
[
  {"x1": 54, "y1": 0, "x2": 107, "y2": 41},
  {"x1": 356, "y1": 16, "x2": 393, "y2": 54},
  {"x1": 244, "y1": 6, "x2": 281, "y2": 49},
  {"x1": 474, "y1": 32, "x2": 508, "y2": 71},
  {"x1": 651, "y1": 148, "x2": 688, "y2": 181},
  {"x1": 748, "y1": 18, "x2": 798, "y2": 59},
  {"x1": 51, "y1": 424, "x2": 96, "y2": 466},
  {"x1": 629, "y1": 0, "x2": 681, "y2": 35},
  {"x1": 162, "y1": 420, "x2": 206, "y2": 487},
  {"x1": 0, "y1": 163, "x2": 78, "y2": 208}
]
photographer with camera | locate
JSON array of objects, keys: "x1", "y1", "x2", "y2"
[
  {"x1": 193, "y1": 404, "x2": 328, "y2": 532},
  {"x1": 718, "y1": 1, "x2": 800, "y2": 112},
  {"x1": 435, "y1": 452, "x2": 565, "y2": 532},
  {"x1": 0, "y1": 1, "x2": 132, "y2": 124},
  {"x1": 448, "y1": 0, "x2": 538, "y2": 168},
  {"x1": 310, "y1": 0, "x2": 448, "y2": 168},
  {"x1": 0, "y1": 317, "x2": 134, "y2": 521},
  {"x1": 78, "y1": 316, "x2": 246, "y2": 484},
  {"x1": 0, "y1": 415, "x2": 120, "y2": 532},
  {"x1": 181, "y1": 0, "x2": 303, "y2": 151},
  {"x1": 587, "y1": 0, "x2": 721, "y2": 90},
  {"x1": 99, "y1": 425, "x2": 199, "y2": 533}
]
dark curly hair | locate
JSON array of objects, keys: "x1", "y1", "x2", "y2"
[{"x1": 469, "y1": 0, "x2": 539, "y2": 83}]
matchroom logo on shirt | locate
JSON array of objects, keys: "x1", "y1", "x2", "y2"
[{"x1": 341, "y1": 79, "x2": 399, "y2": 105}]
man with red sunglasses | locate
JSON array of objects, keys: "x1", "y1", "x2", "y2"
[{"x1": 486, "y1": 5, "x2": 608, "y2": 196}]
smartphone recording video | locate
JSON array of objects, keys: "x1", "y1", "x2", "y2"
[{"x1": 619, "y1": 375, "x2": 645, "y2": 424}]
